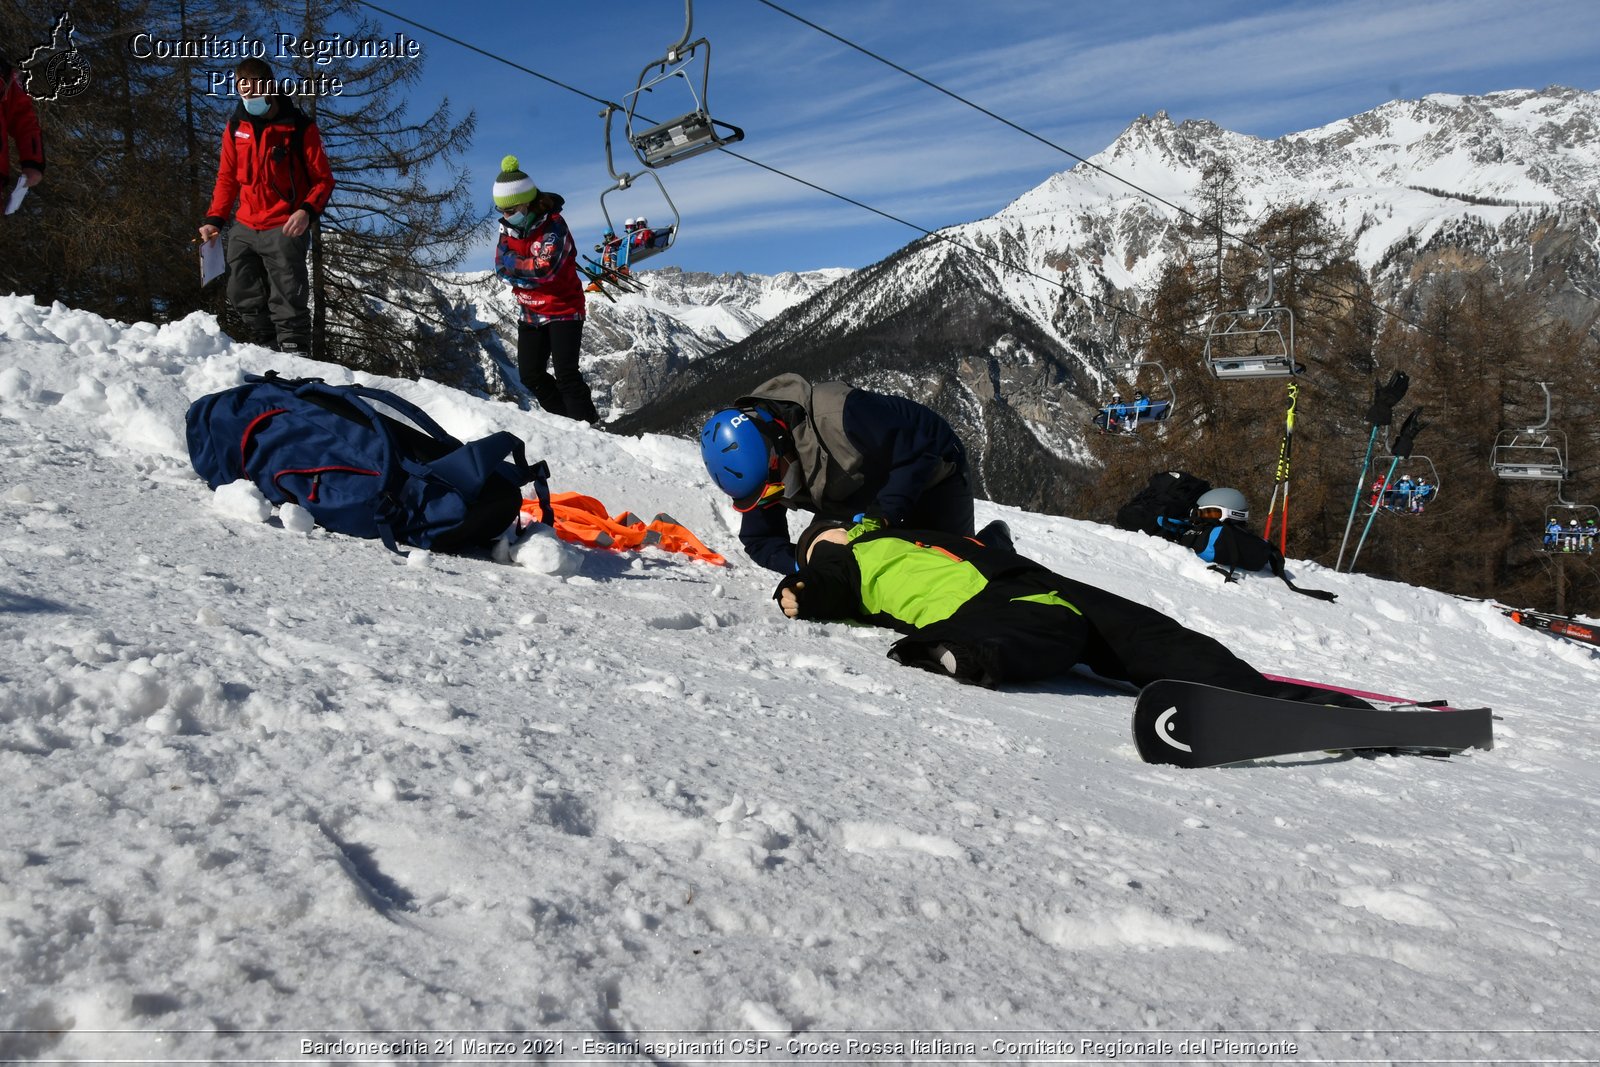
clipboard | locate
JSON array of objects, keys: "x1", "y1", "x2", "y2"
[
  {"x1": 4, "y1": 176, "x2": 26, "y2": 216},
  {"x1": 198, "y1": 235, "x2": 225, "y2": 286}
]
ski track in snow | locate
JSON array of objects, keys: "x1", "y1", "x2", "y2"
[{"x1": 2, "y1": 295, "x2": 1599, "y2": 1061}]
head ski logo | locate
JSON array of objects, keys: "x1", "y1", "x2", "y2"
[{"x1": 1155, "y1": 707, "x2": 1192, "y2": 752}]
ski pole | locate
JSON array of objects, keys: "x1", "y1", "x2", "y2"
[
  {"x1": 1263, "y1": 383, "x2": 1297, "y2": 553},
  {"x1": 1337, "y1": 371, "x2": 1409, "y2": 570},
  {"x1": 1348, "y1": 407, "x2": 1427, "y2": 573},
  {"x1": 1346, "y1": 454, "x2": 1398, "y2": 572},
  {"x1": 1334, "y1": 425, "x2": 1380, "y2": 571}
]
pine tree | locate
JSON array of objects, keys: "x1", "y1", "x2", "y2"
[
  {"x1": 0, "y1": 0, "x2": 244, "y2": 320},
  {"x1": 1179, "y1": 158, "x2": 1248, "y2": 308},
  {"x1": 256, "y1": 0, "x2": 484, "y2": 387}
]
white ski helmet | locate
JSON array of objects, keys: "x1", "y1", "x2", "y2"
[{"x1": 1195, "y1": 487, "x2": 1249, "y2": 522}]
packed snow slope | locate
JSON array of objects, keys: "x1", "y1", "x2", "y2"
[{"x1": 2, "y1": 295, "x2": 1598, "y2": 1063}]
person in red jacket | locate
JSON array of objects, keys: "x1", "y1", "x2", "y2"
[
  {"x1": 0, "y1": 49, "x2": 45, "y2": 206},
  {"x1": 492, "y1": 155, "x2": 597, "y2": 423},
  {"x1": 198, "y1": 59, "x2": 334, "y2": 353}
]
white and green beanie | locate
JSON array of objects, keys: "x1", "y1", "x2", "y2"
[{"x1": 492, "y1": 155, "x2": 539, "y2": 210}]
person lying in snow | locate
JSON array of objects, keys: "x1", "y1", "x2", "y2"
[{"x1": 774, "y1": 518, "x2": 1369, "y2": 707}]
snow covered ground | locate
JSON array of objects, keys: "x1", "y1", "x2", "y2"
[{"x1": 2, "y1": 294, "x2": 1598, "y2": 1063}]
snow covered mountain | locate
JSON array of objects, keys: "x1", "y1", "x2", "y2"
[
  {"x1": 624, "y1": 87, "x2": 1600, "y2": 512},
  {"x1": 437, "y1": 264, "x2": 850, "y2": 416},
  {"x1": 4, "y1": 294, "x2": 1600, "y2": 1059}
]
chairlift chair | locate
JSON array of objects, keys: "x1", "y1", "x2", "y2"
[
  {"x1": 1203, "y1": 252, "x2": 1303, "y2": 380},
  {"x1": 1204, "y1": 306, "x2": 1301, "y2": 380},
  {"x1": 1492, "y1": 382, "x2": 1569, "y2": 481},
  {"x1": 1541, "y1": 502, "x2": 1599, "y2": 554},
  {"x1": 599, "y1": 177, "x2": 681, "y2": 268},
  {"x1": 1491, "y1": 429, "x2": 1570, "y2": 481},
  {"x1": 1370, "y1": 455, "x2": 1440, "y2": 516},
  {"x1": 598, "y1": 104, "x2": 685, "y2": 270},
  {"x1": 1094, "y1": 360, "x2": 1175, "y2": 433},
  {"x1": 621, "y1": 1, "x2": 744, "y2": 170}
]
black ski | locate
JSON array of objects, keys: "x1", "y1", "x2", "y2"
[{"x1": 1133, "y1": 679, "x2": 1493, "y2": 768}]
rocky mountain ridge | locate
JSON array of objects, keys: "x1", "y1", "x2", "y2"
[{"x1": 618, "y1": 86, "x2": 1600, "y2": 514}]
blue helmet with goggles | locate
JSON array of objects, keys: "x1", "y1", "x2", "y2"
[{"x1": 701, "y1": 407, "x2": 790, "y2": 511}]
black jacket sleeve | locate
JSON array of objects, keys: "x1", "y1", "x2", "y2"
[
  {"x1": 773, "y1": 541, "x2": 863, "y2": 621},
  {"x1": 740, "y1": 506, "x2": 797, "y2": 573}
]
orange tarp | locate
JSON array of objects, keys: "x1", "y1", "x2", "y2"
[{"x1": 520, "y1": 493, "x2": 726, "y2": 566}]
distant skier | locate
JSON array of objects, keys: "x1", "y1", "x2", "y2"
[{"x1": 775, "y1": 517, "x2": 1369, "y2": 707}]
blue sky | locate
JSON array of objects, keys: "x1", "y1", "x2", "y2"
[{"x1": 335, "y1": 0, "x2": 1598, "y2": 277}]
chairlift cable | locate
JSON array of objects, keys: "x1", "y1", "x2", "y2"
[
  {"x1": 756, "y1": 0, "x2": 1471, "y2": 352},
  {"x1": 754, "y1": 0, "x2": 1264, "y2": 253},
  {"x1": 354, "y1": 0, "x2": 616, "y2": 108},
  {"x1": 350, "y1": 0, "x2": 1169, "y2": 329}
]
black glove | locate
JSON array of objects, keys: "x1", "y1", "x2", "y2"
[
  {"x1": 1391, "y1": 406, "x2": 1427, "y2": 459},
  {"x1": 1366, "y1": 370, "x2": 1410, "y2": 427}
]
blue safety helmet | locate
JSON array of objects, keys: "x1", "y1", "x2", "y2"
[{"x1": 701, "y1": 407, "x2": 786, "y2": 510}]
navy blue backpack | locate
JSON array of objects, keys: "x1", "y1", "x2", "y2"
[{"x1": 186, "y1": 372, "x2": 552, "y2": 553}]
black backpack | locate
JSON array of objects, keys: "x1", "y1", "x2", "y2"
[
  {"x1": 1114, "y1": 471, "x2": 1211, "y2": 539},
  {"x1": 1185, "y1": 520, "x2": 1337, "y2": 602}
]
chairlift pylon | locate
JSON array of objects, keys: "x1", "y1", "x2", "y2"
[
  {"x1": 620, "y1": 0, "x2": 744, "y2": 171},
  {"x1": 1203, "y1": 252, "x2": 1303, "y2": 380},
  {"x1": 1491, "y1": 382, "x2": 1569, "y2": 481}
]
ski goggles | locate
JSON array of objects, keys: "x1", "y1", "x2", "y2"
[
  {"x1": 733, "y1": 477, "x2": 786, "y2": 512},
  {"x1": 730, "y1": 409, "x2": 795, "y2": 512},
  {"x1": 732, "y1": 445, "x2": 788, "y2": 512}
]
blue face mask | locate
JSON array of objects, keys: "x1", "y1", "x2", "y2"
[
  {"x1": 505, "y1": 209, "x2": 536, "y2": 230},
  {"x1": 242, "y1": 95, "x2": 270, "y2": 117}
]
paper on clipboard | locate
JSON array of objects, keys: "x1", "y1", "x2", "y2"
[
  {"x1": 198, "y1": 235, "x2": 226, "y2": 286},
  {"x1": 4, "y1": 176, "x2": 26, "y2": 216}
]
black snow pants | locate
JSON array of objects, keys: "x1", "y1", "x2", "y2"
[{"x1": 887, "y1": 570, "x2": 1369, "y2": 708}]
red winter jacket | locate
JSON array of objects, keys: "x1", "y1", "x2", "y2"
[
  {"x1": 495, "y1": 210, "x2": 585, "y2": 324},
  {"x1": 204, "y1": 100, "x2": 335, "y2": 232},
  {"x1": 0, "y1": 67, "x2": 45, "y2": 181}
]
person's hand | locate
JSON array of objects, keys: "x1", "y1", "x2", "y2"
[
  {"x1": 21, "y1": 167, "x2": 43, "y2": 188},
  {"x1": 847, "y1": 512, "x2": 886, "y2": 540},
  {"x1": 779, "y1": 582, "x2": 803, "y2": 618},
  {"x1": 197, "y1": 223, "x2": 220, "y2": 243},
  {"x1": 282, "y1": 209, "x2": 311, "y2": 238}
]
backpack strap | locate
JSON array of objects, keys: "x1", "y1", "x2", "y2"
[
  {"x1": 377, "y1": 430, "x2": 552, "y2": 552},
  {"x1": 1264, "y1": 544, "x2": 1338, "y2": 602}
]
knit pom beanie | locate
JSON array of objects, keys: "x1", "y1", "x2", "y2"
[{"x1": 493, "y1": 155, "x2": 540, "y2": 210}]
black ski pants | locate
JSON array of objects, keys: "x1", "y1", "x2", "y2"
[
  {"x1": 889, "y1": 570, "x2": 1369, "y2": 707},
  {"x1": 518, "y1": 319, "x2": 598, "y2": 423}
]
